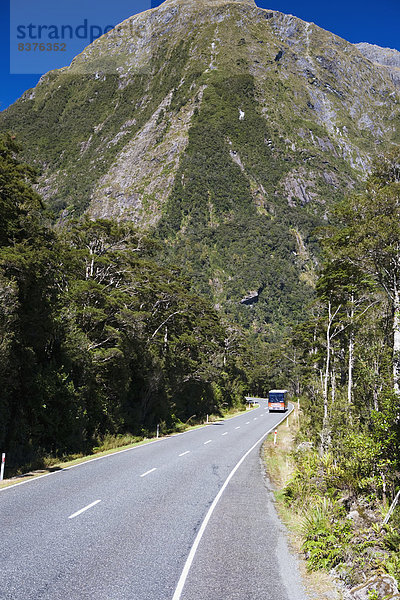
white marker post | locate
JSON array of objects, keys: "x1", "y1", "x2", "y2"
[
  {"x1": 206, "y1": 414, "x2": 209, "y2": 424},
  {"x1": 156, "y1": 424, "x2": 160, "y2": 439},
  {"x1": 0, "y1": 453, "x2": 5, "y2": 481},
  {"x1": 274, "y1": 430, "x2": 277, "y2": 445}
]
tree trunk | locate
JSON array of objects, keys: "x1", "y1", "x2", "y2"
[
  {"x1": 323, "y1": 301, "x2": 331, "y2": 427},
  {"x1": 393, "y1": 287, "x2": 400, "y2": 395},
  {"x1": 331, "y1": 368, "x2": 336, "y2": 405},
  {"x1": 348, "y1": 295, "x2": 354, "y2": 419}
]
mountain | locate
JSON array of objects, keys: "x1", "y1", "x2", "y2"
[
  {"x1": 355, "y1": 42, "x2": 400, "y2": 88},
  {"x1": 1, "y1": 0, "x2": 399, "y2": 336}
]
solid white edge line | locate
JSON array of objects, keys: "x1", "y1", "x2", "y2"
[
  {"x1": 140, "y1": 468, "x2": 157, "y2": 478},
  {"x1": 68, "y1": 499, "x2": 101, "y2": 520},
  {"x1": 171, "y1": 406, "x2": 293, "y2": 600},
  {"x1": 0, "y1": 403, "x2": 270, "y2": 493}
]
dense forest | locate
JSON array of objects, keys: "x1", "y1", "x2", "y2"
[
  {"x1": 282, "y1": 149, "x2": 400, "y2": 585},
  {"x1": 0, "y1": 133, "x2": 251, "y2": 471}
]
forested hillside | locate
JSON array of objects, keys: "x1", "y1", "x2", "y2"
[
  {"x1": 281, "y1": 150, "x2": 400, "y2": 587},
  {"x1": 0, "y1": 133, "x2": 250, "y2": 470},
  {"x1": 1, "y1": 0, "x2": 400, "y2": 354}
]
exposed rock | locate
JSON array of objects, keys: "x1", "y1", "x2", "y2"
[
  {"x1": 345, "y1": 510, "x2": 364, "y2": 528},
  {"x1": 282, "y1": 170, "x2": 317, "y2": 206},
  {"x1": 1, "y1": 0, "x2": 399, "y2": 225},
  {"x1": 296, "y1": 441, "x2": 313, "y2": 452},
  {"x1": 355, "y1": 42, "x2": 400, "y2": 69},
  {"x1": 355, "y1": 42, "x2": 400, "y2": 89},
  {"x1": 347, "y1": 575, "x2": 400, "y2": 600},
  {"x1": 240, "y1": 290, "x2": 259, "y2": 305},
  {"x1": 88, "y1": 86, "x2": 205, "y2": 223}
]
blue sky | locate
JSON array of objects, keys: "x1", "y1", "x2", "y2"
[{"x1": 1, "y1": 0, "x2": 399, "y2": 111}]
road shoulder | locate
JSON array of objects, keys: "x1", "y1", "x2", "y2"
[{"x1": 262, "y1": 418, "x2": 343, "y2": 600}]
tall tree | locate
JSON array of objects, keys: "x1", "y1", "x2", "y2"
[{"x1": 324, "y1": 149, "x2": 400, "y2": 396}]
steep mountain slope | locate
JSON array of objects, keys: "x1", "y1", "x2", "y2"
[
  {"x1": 355, "y1": 42, "x2": 400, "y2": 88},
  {"x1": 1, "y1": 0, "x2": 399, "y2": 335},
  {"x1": 2, "y1": 0, "x2": 399, "y2": 220}
]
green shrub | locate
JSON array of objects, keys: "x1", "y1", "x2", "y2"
[{"x1": 301, "y1": 498, "x2": 352, "y2": 571}]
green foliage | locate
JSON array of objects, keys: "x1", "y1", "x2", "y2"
[
  {"x1": 302, "y1": 509, "x2": 352, "y2": 571},
  {"x1": 283, "y1": 151, "x2": 400, "y2": 586},
  {"x1": 0, "y1": 133, "x2": 43, "y2": 245},
  {"x1": 0, "y1": 136, "x2": 248, "y2": 472},
  {"x1": 385, "y1": 555, "x2": 400, "y2": 581}
]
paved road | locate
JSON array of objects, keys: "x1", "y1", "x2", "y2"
[{"x1": 0, "y1": 403, "x2": 307, "y2": 600}]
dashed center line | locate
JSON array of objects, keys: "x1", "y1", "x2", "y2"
[
  {"x1": 222, "y1": 432, "x2": 228, "y2": 436},
  {"x1": 68, "y1": 499, "x2": 101, "y2": 520},
  {"x1": 140, "y1": 468, "x2": 157, "y2": 477},
  {"x1": 179, "y1": 451, "x2": 190, "y2": 457},
  {"x1": 245, "y1": 421, "x2": 250, "y2": 424},
  {"x1": 204, "y1": 440, "x2": 212, "y2": 445},
  {"x1": 235, "y1": 426, "x2": 240, "y2": 430},
  {"x1": 253, "y1": 417, "x2": 258, "y2": 420}
]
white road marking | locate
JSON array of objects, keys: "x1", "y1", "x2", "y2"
[
  {"x1": 246, "y1": 421, "x2": 250, "y2": 424},
  {"x1": 222, "y1": 432, "x2": 228, "y2": 436},
  {"x1": 235, "y1": 426, "x2": 240, "y2": 430},
  {"x1": 171, "y1": 414, "x2": 291, "y2": 600},
  {"x1": 204, "y1": 440, "x2": 212, "y2": 445},
  {"x1": 254, "y1": 417, "x2": 258, "y2": 420},
  {"x1": 1, "y1": 407, "x2": 261, "y2": 493},
  {"x1": 68, "y1": 499, "x2": 101, "y2": 520},
  {"x1": 1, "y1": 402, "x2": 283, "y2": 494},
  {"x1": 179, "y1": 451, "x2": 190, "y2": 457},
  {"x1": 140, "y1": 468, "x2": 157, "y2": 477}
]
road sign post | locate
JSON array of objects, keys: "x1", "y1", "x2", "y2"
[
  {"x1": 274, "y1": 430, "x2": 277, "y2": 445},
  {"x1": 0, "y1": 453, "x2": 5, "y2": 481}
]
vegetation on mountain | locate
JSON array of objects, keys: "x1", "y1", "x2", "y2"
[
  {"x1": 280, "y1": 150, "x2": 400, "y2": 587},
  {"x1": 0, "y1": 134, "x2": 249, "y2": 471}
]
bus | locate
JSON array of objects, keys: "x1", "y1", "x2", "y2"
[{"x1": 268, "y1": 389, "x2": 288, "y2": 412}]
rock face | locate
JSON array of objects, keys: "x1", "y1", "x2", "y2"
[
  {"x1": 355, "y1": 42, "x2": 400, "y2": 67},
  {"x1": 240, "y1": 290, "x2": 259, "y2": 305},
  {"x1": 0, "y1": 0, "x2": 399, "y2": 222},
  {"x1": 347, "y1": 575, "x2": 400, "y2": 600},
  {"x1": 355, "y1": 42, "x2": 400, "y2": 88}
]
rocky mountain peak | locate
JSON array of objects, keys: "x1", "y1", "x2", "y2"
[
  {"x1": 1, "y1": 0, "x2": 400, "y2": 229},
  {"x1": 159, "y1": 0, "x2": 256, "y2": 6},
  {"x1": 355, "y1": 42, "x2": 400, "y2": 88},
  {"x1": 355, "y1": 42, "x2": 400, "y2": 68}
]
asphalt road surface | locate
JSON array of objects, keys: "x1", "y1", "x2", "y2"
[{"x1": 1, "y1": 402, "x2": 307, "y2": 600}]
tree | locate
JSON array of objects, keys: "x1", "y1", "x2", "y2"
[
  {"x1": 324, "y1": 149, "x2": 400, "y2": 396},
  {"x1": 0, "y1": 133, "x2": 43, "y2": 247}
]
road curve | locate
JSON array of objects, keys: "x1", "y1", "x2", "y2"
[{"x1": 0, "y1": 403, "x2": 307, "y2": 600}]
